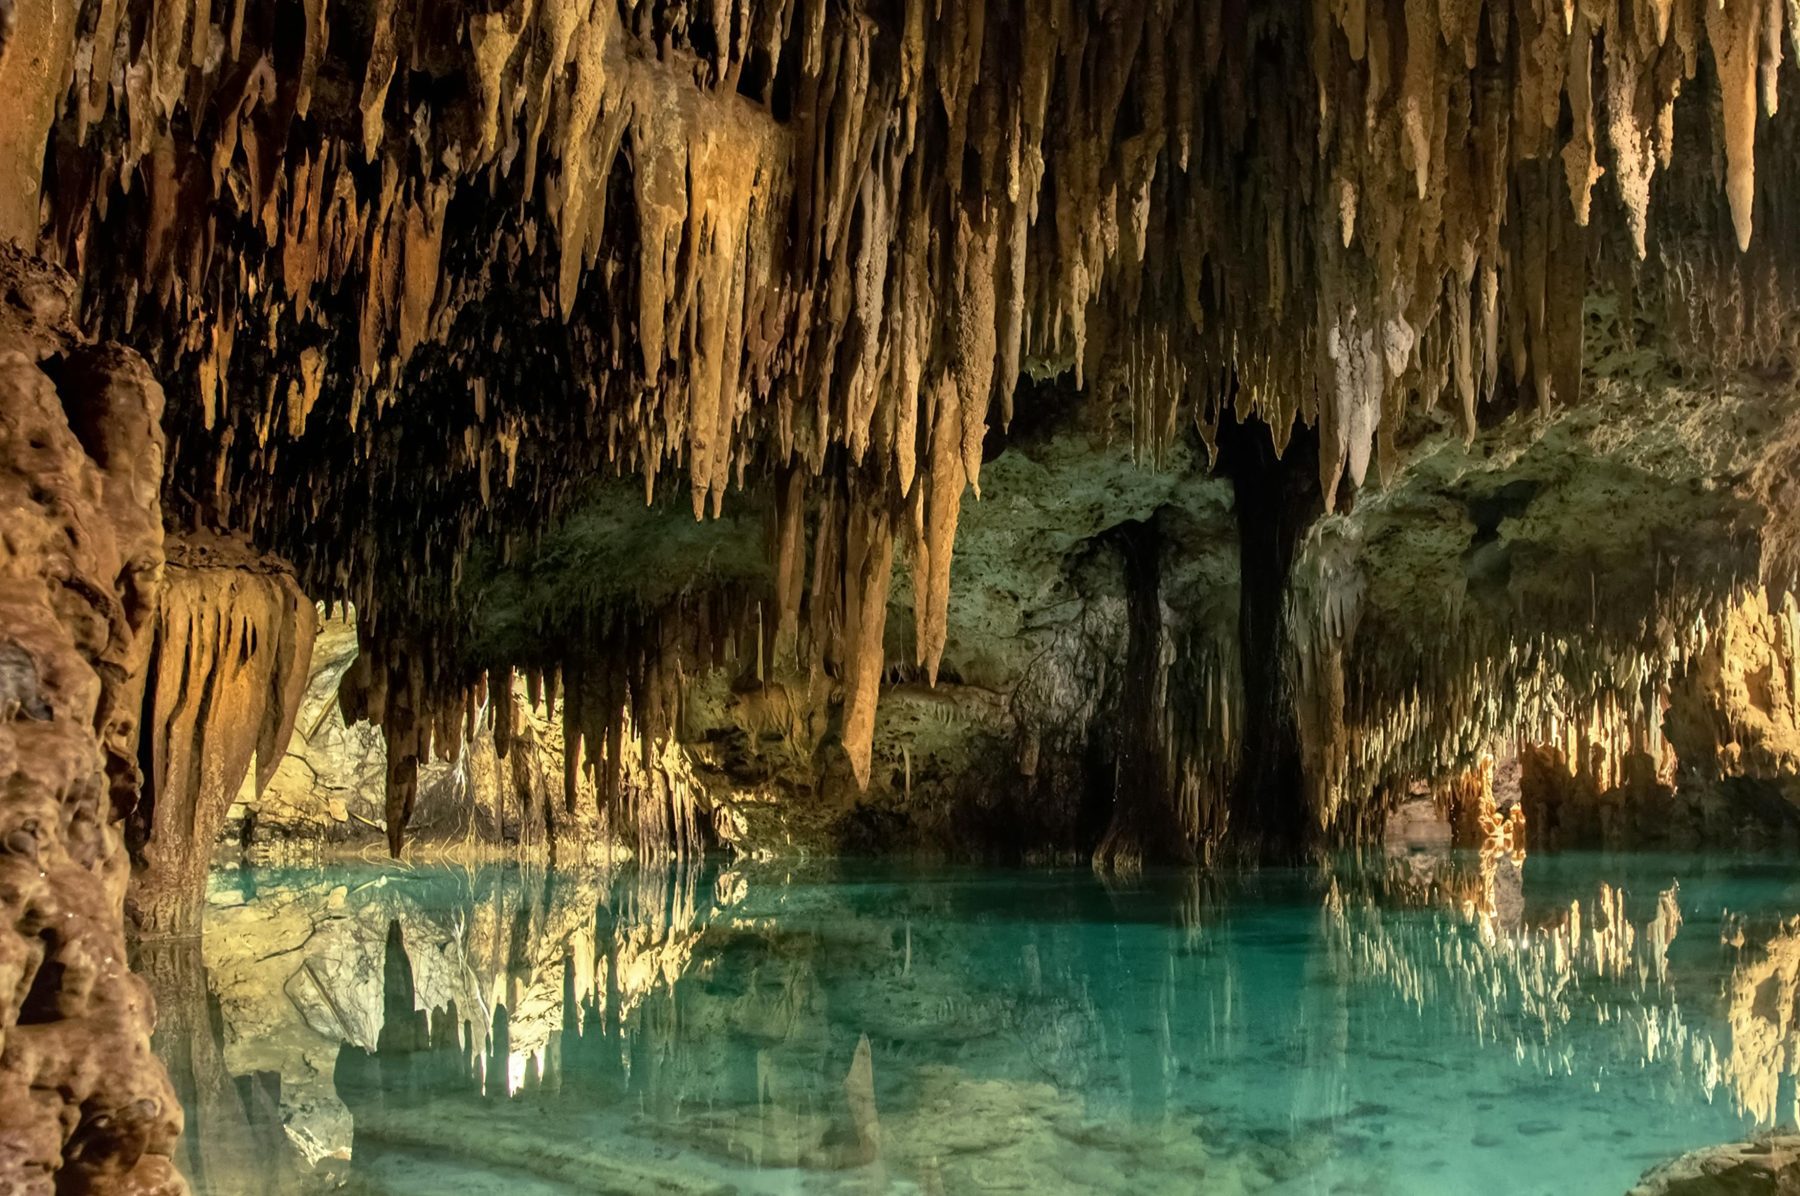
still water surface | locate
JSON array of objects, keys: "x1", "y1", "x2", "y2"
[{"x1": 150, "y1": 852, "x2": 1800, "y2": 1194}]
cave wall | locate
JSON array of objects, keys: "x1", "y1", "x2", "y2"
[{"x1": 0, "y1": 244, "x2": 182, "y2": 1193}]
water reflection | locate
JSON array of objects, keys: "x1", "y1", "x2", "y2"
[{"x1": 175, "y1": 854, "x2": 1800, "y2": 1194}]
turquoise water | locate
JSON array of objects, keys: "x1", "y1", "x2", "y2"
[{"x1": 153, "y1": 852, "x2": 1800, "y2": 1194}]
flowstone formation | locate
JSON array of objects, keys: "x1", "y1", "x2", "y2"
[
  {"x1": 0, "y1": 246, "x2": 182, "y2": 1193},
  {"x1": 127, "y1": 534, "x2": 316, "y2": 938},
  {"x1": 5, "y1": 0, "x2": 1797, "y2": 870}
]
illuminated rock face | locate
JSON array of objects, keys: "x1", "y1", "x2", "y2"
[
  {"x1": 0, "y1": 244, "x2": 182, "y2": 1193},
  {"x1": 127, "y1": 534, "x2": 317, "y2": 938}
]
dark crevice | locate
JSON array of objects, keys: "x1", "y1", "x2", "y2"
[
  {"x1": 18, "y1": 929, "x2": 64, "y2": 1025},
  {"x1": 1089, "y1": 515, "x2": 1194, "y2": 870},
  {"x1": 129, "y1": 619, "x2": 162, "y2": 865},
  {"x1": 1217, "y1": 410, "x2": 1322, "y2": 861}
]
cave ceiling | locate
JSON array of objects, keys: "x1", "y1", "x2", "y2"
[{"x1": 8, "y1": 0, "x2": 1800, "y2": 847}]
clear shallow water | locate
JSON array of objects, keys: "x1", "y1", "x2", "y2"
[{"x1": 149, "y1": 851, "x2": 1800, "y2": 1195}]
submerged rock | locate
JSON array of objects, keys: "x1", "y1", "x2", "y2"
[{"x1": 1631, "y1": 1136, "x2": 1800, "y2": 1195}]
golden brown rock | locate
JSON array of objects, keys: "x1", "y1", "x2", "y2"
[
  {"x1": 126, "y1": 535, "x2": 316, "y2": 938},
  {"x1": 0, "y1": 243, "x2": 184, "y2": 1194}
]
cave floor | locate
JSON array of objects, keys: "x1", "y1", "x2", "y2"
[{"x1": 156, "y1": 852, "x2": 1800, "y2": 1195}]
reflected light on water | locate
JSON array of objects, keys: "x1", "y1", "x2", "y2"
[{"x1": 172, "y1": 851, "x2": 1800, "y2": 1195}]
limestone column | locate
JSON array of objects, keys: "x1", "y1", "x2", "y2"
[{"x1": 128, "y1": 537, "x2": 316, "y2": 939}]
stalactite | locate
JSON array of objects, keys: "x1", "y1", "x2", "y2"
[{"x1": 838, "y1": 491, "x2": 895, "y2": 792}]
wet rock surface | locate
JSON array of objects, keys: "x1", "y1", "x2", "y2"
[
  {"x1": 1631, "y1": 1136, "x2": 1800, "y2": 1195},
  {"x1": 0, "y1": 244, "x2": 182, "y2": 1191}
]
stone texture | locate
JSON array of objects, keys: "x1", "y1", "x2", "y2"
[
  {"x1": 1631, "y1": 1137, "x2": 1800, "y2": 1195},
  {"x1": 0, "y1": 242, "x2": 183, "y2": 1193},
  {"x1": 0, "y1": 0, "x2": 72, "y2": 243}
]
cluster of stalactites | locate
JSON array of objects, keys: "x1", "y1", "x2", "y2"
[
  {"x1": 339, "y1": 585, "x2": 762, "y2": 857},
  {"x1": 531, "y1": 595, "x2": 749, "y2": 861},
  {"x1": 1161, "y1": 629, "x2": 1245, "y2": 859},
  {"x1": 1307, "y1": 576, "x2": 1780, "y2": 837},
  {"x1": 143, "y1": 542, "x2": 317, "y2": 809},
  {"x1": 35, "y1": 0, "x2": 1800, "y2": 775},
  {"x1": 337, "y1": 614, "x2": 489, "y2": 856}
]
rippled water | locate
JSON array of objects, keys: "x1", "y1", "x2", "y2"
[{"x1": 145, "y1": 851, "x2": 1800, "y2": 1194}]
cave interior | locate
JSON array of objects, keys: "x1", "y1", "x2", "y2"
[{"x1": 3, "y1": 0, "x2": 1800, "y2": 1190}]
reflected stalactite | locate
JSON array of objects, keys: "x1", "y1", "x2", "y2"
[
  {"x1": 166, "y1": 854, "x2": 1800, "y2": 1192},
  {"x1": 1722, "y1": 917, "x2": 1800, "y2": 1127},
  {"x1": 1316, "y1": 854, "x2": 1798, "y2": 1133},
  {"x1": 134, "y1": 938, "x2": 307, "y2": 1195}
]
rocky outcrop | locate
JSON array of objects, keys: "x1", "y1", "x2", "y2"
[
  {"x1": 127, "y1": 536, "x2": 316, "y2": 938},
  {"x1": 1630, "y1": 1138, "x2": 1800, "y2": 1195},
  {"x1": 1267, "y1": 349, "x2": 1800, "y2": 847},
  {"x1": 0, "y1": 244, "x2": 182, "y2": 1192}
]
